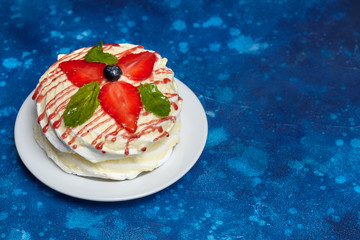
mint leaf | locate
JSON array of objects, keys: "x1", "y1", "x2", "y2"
[
  {"x1": 84, "y1": 40, "x2": 118, "y2": 65},
  {"x1": 138, "y1": 83, "x2": 171, "y2": 117},
  {"x1": 63, "y1": 81, "x2": 100, "y2": 127}
]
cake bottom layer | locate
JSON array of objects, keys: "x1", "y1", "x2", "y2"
[{"x1": 33, "y1": 120, "x2": 180, "y2": 180}]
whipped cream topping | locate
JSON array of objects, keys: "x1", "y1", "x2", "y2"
[{"x1": 33, "y1": 44, "x2": 182, "y2": 165}]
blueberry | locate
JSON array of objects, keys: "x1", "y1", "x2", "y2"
[{"x1": 103, "y1": 65, "x2": 122, "y2": 81}]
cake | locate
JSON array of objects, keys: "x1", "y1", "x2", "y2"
[{"x1": 32, "y1": 41, "x2": 182, "y2": 180}]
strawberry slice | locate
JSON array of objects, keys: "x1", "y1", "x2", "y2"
[
  {"x1": 99, "y1": 81, "x2": 142, "y2": 133},
  {"x1": 116, "y1": 51, "x2": 156, "y2": 81},
  {"x1": 59, "y1": 60, "x2": 106, "y2": 87}
]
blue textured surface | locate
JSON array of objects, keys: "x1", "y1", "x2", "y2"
[{"x1": 2, "y1": 0, "x2": 360, "y2": 239}]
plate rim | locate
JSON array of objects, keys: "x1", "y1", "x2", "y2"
[{"x1": 14, "y1": 79, "x2": 208, "y2": 201}]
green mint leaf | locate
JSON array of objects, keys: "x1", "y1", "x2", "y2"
[
  {"x1": 138, "y1": 83, "x2": 171, "y2": 117},
  {"x1": 63, "y1": 81, "x2": 100, "y2": 127},
  {"x1": 84, "y1": 40, "x2": 118, "y2": 65}
]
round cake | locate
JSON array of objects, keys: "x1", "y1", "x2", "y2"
[{"x1": 32, "y1": 42, "x2": 182, "y2": 180}]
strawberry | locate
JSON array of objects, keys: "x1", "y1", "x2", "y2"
[
  {"x1": 116, "y1": 51, "x2": 156, "y2": 81},
  {"x1": 99, "y1": 81, "x2": 142, "y2": 133},
  {"x1": 59, "y1": 60, "x2": 106, "y2": 87}
]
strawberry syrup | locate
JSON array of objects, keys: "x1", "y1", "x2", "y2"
[
  {"x1": 34, "y1": 44, "x2": 179, "y2": 155},
  {"x1": 120, "y1": 116, "x2": 176, "y2": 155}
]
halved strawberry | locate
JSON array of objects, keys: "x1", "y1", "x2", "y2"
[
  {"x1": 99, "y1": 81, "x2": 142, "y2": 133},
  {"x1": 116, "y1": 51, "x2": 156, "y2": 81},
  {"x1": 59, "y1": 60, "x2": 106, "y2": 87}
]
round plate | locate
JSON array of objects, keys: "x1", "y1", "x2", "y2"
[{"x1": 14, "y1": 79, "x2": 208, "y2": 201}]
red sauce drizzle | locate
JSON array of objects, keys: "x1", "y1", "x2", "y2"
[
  {"x1": 153, "y1": 78, "x2": 171, "y2": 85},
  {"x1": 107, "y1": 125, "x2": 123, "y2": 141},
  {"x1": 79, "y1": 111, "x2": 108, "y2": 137},
  {"x1": 91, "y1": 124, "x2": 115, "y2": 147},
  {"x1": 37, "y1": 73, "x2": 67, "y2": 103},
  {"x1": 59, "y1": 47, "x2": 90, "y2": 62},
  {"x1": 121, "y1": 116, "x2": 176, "y2": 155},
  {"x1": 114, "y1": 45, "x2": 144, "y2": 59},
  {"x1": 153, "y1": 131, "x2": 169, "y2": 142},
  {"x1": 67, "y1": 110, "x2": 106, "y2": 146},
  {"x1": 33, "y1": 68, "x2": 61, "y2": 100},
  {"x1": 148, "y1": 73, "x2": 154, "y2": 83},
  {"x1": 102, "y1": 44, "x2": 113, "y2": 51},
  {"x1": 170, "y1": 102, "x2": 178, "y2": 110},
  {"x1": 34, "y1": 44, "x2": 179, "y2": 155},
  {"x1": 42, "y1": 99, "x2": 70, "y2": 133},
  {"x1": 141, "y1": 111, "x2": 150, "y2": 116},
  {"x1": 164, "y1": 93, "x2": 179, "y2": 98},
  {"x1": 38, "y1": 85, "x2": 76, "y2": 126},
  {"x1": 53, "y1": 117, "x2": 62, "y2": 129},
  {"x1": 33, "y1": 47, "x2": 92, "y2": 100},
  {"x1": 96, "y1": 142, "x2": 104, "y2": 150},
  {"x1": 62, "y1": 128, "x2": 72, "y2": 139},
  {"x1": 154, "y1": 68, "x2": 173, "y2": 75}
]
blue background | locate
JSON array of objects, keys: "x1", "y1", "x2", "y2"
[{"x1": 1, "y1": 0, "x2": 360, "y2": 239}]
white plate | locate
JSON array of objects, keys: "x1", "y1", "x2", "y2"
[{"x1": 14, "y1": 79, "x2": 208, "y2": 201}]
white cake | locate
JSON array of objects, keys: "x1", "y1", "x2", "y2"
[{"x1": 32, "y1": 43, "x2": 182, "y2": 180}]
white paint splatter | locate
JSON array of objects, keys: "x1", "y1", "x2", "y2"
[
  {"x1": 335, "y1": 139, "x2": 344, "y2": 146},
  {"x1": 202, "y1": 16, "x2": 223, "y2": 28},
  {"x1": 350, "y1": 138, "x2": 360, "y2": 148},
  {"x1": 178, "y1": 42, "x2": 189, "y2": 53},
  {"x1": 209, "y1": 43, "x2": 221, "y2": 52},
  {"x1": 228, "y1": 146, "x2": 269, "y2": 177},
  {"x1": 215, "y1": 86, "x2": 234, "y2": 103},
  {"x1": 66, "y1": 209, "x2": 105, "y2": 229},
  {"x1": 0, "y1": 106, "x2": 17, "y2": 117},
  {"x1": 335, "y1": 175, "x2": 346, "y2": 184},
  {"x1": 207, "y1": 127, "x2": 229, "y2": 147},
  {"x1": 172, "y1": 20, "x2": 186, "y2": 31},
  {"x1": 228, "y1": 35, "x2": 269, "y2": 54},
  {"x1": 206, "y1": 111, "x2": 215, "y2": 118},
  {"x1": 229, "y1": 28, "x2": 241, "y2": 36},
  {"x1": 50, "y1": 30, "x2": 64, "y2": 39},
  {"x1": 76, "y1": 30, "x2": 92, "y2": 40},
  {"x1": 2, "y1": 58, "x2": 21, "y2": 69},
  {"x1": 127, "y1": 21, "x2": 136, "y2": 27}
]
